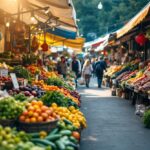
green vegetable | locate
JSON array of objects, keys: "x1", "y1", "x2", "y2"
[
  {"x1": 55, "y1": 140, "x2": 66, "y2": 150},
  {"x1": 63, "y1": 119, "x2": 73, "y2": 125},
  {"x1": 143, "y1": 110, "x2": 150, "y2": 128},
  {"x1": 60, "y1": 130, "x2": 72, "y2": 136},
  {"x1": 14, "y1": 93, "x2": 28, "y2": 102},
  {"x1": 28, "y1": 132, "x2": 40, "y2": 138},
  {"x1": 69, "y1": 136, "x2": 78, "y2": 144},
  {"x1": 45, "y1": 134, "x2": 62, "y2": 141},
  {"x1": 41, "y1": 91, "x2": 78, "y2": 108},
  {"x1": 66, "y1": 146, "x2": 75, "y2": 150},
  {"x1": 31, "y1": 138, "x2": 56, "y2": 149},
  {"x1": 49, "y1": 128, "x2": 59, "y2": 136}
]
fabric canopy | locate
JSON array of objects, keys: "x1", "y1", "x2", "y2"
[
  {"x1": 36, "y1": 33, "x2": 85, "y2": 51},
  {"x1": 117, "y1": 2, "x2": 150, "y2": 38},
  {"x1": 0, "y1": 0, "x2": 77, "y2": 38}
]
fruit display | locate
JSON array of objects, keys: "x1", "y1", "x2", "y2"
[
  {"x1": 0, "y1": 97, "x2": 25, "y2": 120},
  {"x1": 0, "y1": 126, "x2": 47, "y2": 150},
  {"x1": 41, "y1": 91, "x2": 79, "y2": 108},
  {"x1": 0, "y1": 60, "x2": 86, "y2": 149},
  {"x1": 9, "y1": 85, "x2": 45, "y2": 98},
  {"x1": 19, "y1": 100, "x2": 59, "y2": 123},
  {"x1": 32, "y1": 80, "x2": 80, "y2": 105},
  {"x1": 29, "y1": 120, "x2": 81, "y2": 150},
  {"x1": 13, "y1": 66, "x2": 32, "y2": 80},
  {"x1": 50, "y1": 103, "x2": 87, "y2": 129}
]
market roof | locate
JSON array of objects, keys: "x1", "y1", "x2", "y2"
[
  {"x1": 0, "y1": 0, "x2": 77, "y2": 39},
  {"x1": 36, "y1": 33, "x2": 85, "y2": 51},
  {"x1": 117, "y1": 2, "x2": 150, "y2": 39}
]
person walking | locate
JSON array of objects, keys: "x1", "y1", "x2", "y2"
[
  {"x1": 95, "y1": 57, "x2": 107, "y2": 88},
  {"x1": 82, "y1": 59, "x2": 93, "y2": 88},
  {"x1": 71, "y1": 56, "x2": 81, "y2": 87},
  {"x1": 57, "y1": 56, "x2": 67, "y2": 78}
]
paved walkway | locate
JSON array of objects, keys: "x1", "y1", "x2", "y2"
[{"x1": 78, "y1": 78, "x2": 150, "y2": 150}]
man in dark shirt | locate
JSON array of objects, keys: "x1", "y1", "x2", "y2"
[
  {"x1": 95, "y1": 57, "x2": 107, "y2": 88},
  {"x1": 71, "y1": 56, "x2": 81, "y2": 87}
]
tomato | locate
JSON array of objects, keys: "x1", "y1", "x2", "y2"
[{"x1": 72, "y1": 131, "x2": 80, "y2": 140}]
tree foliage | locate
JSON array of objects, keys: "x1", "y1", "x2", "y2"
[{"x1": 73, "y1": 0, "x2": 150, "y2": 41}]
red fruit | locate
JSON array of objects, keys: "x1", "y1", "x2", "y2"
[{"x1": 19, "y1": 115, "x2": 26, "y2": 122}]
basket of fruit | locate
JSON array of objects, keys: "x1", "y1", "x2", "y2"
[
  {"x1": 18, "y1": 100, "x2": 59, "y2": 133},
  {"x1": 19, "y1": 119, "x2": 58, "y2": 133}
]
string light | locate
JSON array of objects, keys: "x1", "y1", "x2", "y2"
[{"x1": 6, "y1": 22, "x2": 10, "y2": 27}]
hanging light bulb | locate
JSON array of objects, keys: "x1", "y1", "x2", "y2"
[
  {"x1": 6, "y1": 22, "x2": 10, "y2": 27},
  {"x1": 98, "y1": 2, "x2": 103, "y2": 10},
  {"x1": 31, "y1": 12, "x2": 35, "y2": 21}
]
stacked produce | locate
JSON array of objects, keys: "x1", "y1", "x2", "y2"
[{"x1": 0, "y1": 62, "x2": 86, "y2": 150}]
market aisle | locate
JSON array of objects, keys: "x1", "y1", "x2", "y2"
[{"x1": 78, "y1": 78, "x2": 150, "y2": 150}]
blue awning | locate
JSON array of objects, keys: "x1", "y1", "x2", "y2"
[{"x1": 46, "y1": 27, "x2": 77, "y2": 39}]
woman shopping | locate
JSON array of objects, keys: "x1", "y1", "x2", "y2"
[{"x1": 82, "y1": 59, "x2": 93, "y2": 88}]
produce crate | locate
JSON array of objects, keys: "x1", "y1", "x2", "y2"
[
  {"x1": 18, "y1": 119, "x2": 58, "y2": 133},
  {"x1": 0, "y1": 119, "x2": 16, "y2": 127}
]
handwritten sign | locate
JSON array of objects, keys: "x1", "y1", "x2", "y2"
[{"x1": 10, "y1": 73, "x2": 19, "y2": 89}]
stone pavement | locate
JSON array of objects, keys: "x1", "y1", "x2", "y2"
[{"x1": 78, "y1": 78, "x2": 150, "y2": 150}]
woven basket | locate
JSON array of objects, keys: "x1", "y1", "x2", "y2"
[
  {"x1": 18, "y1": 119, "x2": 58, "y2": 133},
  {"x1": 0, "y1": 119, "x2": 16, "y2": 127}
]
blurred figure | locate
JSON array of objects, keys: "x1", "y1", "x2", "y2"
[
  {"x1": 57, "y1": 56, "x2": 67, "y2": 78},
  {"x1": 95, "y1": 57, "x2": 107, "y2": 88},
  {"x1": 82, "y1": 59, "x2": 93, "y2": 88},
  {"x1": 71, "y1": 56, "x2": 81, "y2": 87},
  {"x1": 91, "y1": 58, "x2": 96, "y2": 77}
]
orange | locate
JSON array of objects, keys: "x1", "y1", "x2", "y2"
[
  {"x1": 37, "y1": 116, "x2": 43, "y2": 122},
  {"x1": 31, "y1": 100, "x2": 38, "y2": 105},
  {"x1": 33, "y1": 112, "x2": 39, "y2": 118},
  {"x1": 72, "y1": 131, "x2": 80, "y2": 140},
  {"x1": 19, "y1": 115, "x2": 26, "y2": 122},
  {"x1": 37, "y1": 101, "x2": 43, "y2": 107},
  {"x1": 24, "y1": 118, "x2": 30, "y2": 123},
  {"x1": 42, "y1": 113, "x2": 48, "y2": 119},
  {"x1": 22, "y1": 111, "x2": 28, "y2": 116},
  {"x1": 28, "y1": 111, "x2": 34, "y2": 117},
  {"x1": 30, "y1": 117, "x2": 37, "y2": 123},
  {"x1": 33, "y1": 105, "x2": 40, "y2": 110},
  {"x1": 28, "y1": 106, "x2": 35, "y2": 111},
  {"x1": 36, "y1": 109, "x2": 42, "y2": 114},
  {"x1": 41, "y1": 106, "x2": 49, "y2": 112}
]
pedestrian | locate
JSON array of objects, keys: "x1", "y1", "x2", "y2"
[
  {"x1": 82, "y1": 59, "x2": 93, "y2": 88},
  {"x1": 91, "y1": 58, "x2": 96, "y2": 77},
  {"x1": 95, "y1": 57, "x2": 107, "y2": 88},
  {"x1": 71, "y1": 55, "x2": 81, "y2": 87},
  {"x1": 57, "y1": 56, "x2": 67, "y2": 78}
]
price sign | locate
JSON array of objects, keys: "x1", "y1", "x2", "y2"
[
  {"x1": 0, "y1": 69, "x2": 8, "y2": 77},
  {"x1": 10, "y1": 73, "x2": 19, "y2": 89}
]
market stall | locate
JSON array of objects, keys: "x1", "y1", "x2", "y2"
[{"x1": 0, "y1": 1, "x2": 86, "y2": 150}]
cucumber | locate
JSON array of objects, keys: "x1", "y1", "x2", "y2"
[
  {"x1": 69, "y1": 136, "x2": 78, "y2": 144},
  {"x1": 55, "y1": 140, "x2": 66, "y2": 150},
  {"x1": 31, "y1": 138, "x2": 56, "y2": 149},
  {"x1": 66, "y1": 146, "x2": 75, "y2": 150},
  {"x1": 60, "y1": 130, "x2": 72, "y2": 136},
  {"x1": 49, "y1": 128, "x2": 59, "y2": 136},
  {"x1": 28, "y1": 132, "x2": 39, "y2": 138},
  {"x1": 63, "y1": 119, "x2": 73, "y2": 125},
  {"x1": 45, "y1": 134, "x2": 62, "y2": 141}
]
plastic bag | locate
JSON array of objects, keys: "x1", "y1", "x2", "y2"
[{"x1": 78, "y1": 77, "x2": 85, "y2": 85}]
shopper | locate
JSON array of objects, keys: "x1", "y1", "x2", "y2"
[
  {"x1": 95, "y1": 57, "x2": 107, "y2": 88},
  {"x1": 82, "y1": 59, "x2": 93, "y2": 88},
  {"x1": 71, "y1": 56, "x2": 81, "y2": 87},
  {"x1": 91, "y1": 58, "x2": 96, "y2": 77},
  {"x1": 57, "y1": 56, "x2": 67, "y2": 78}
]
